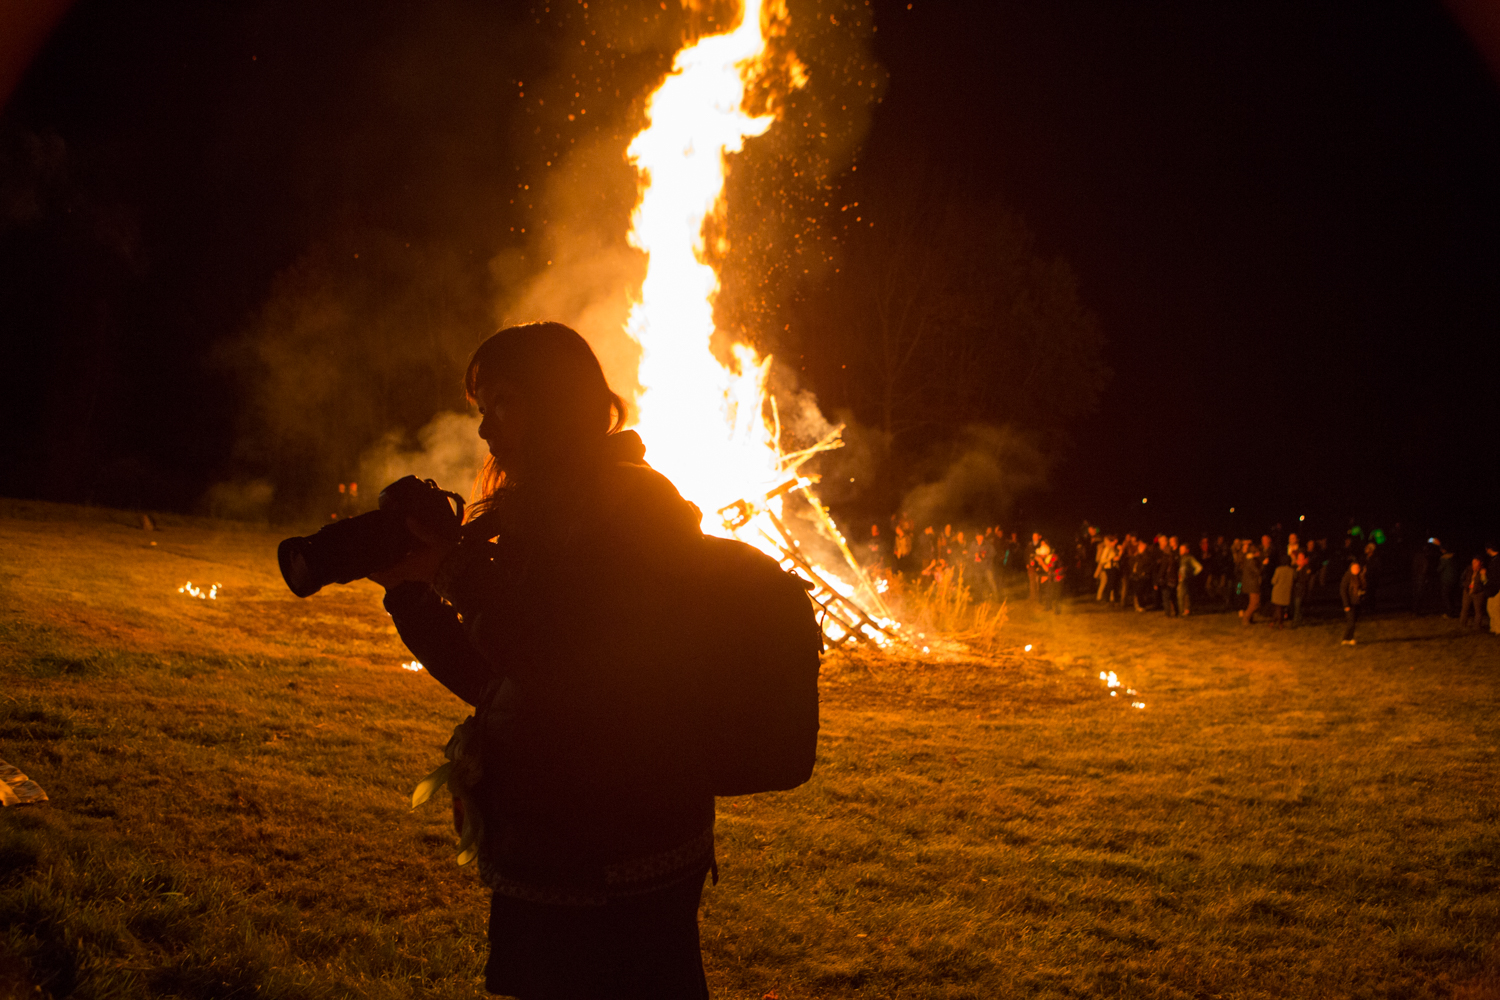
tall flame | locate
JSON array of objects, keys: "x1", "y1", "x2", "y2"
[
  {"x1": 622, "y1": 0, "x2": 897, "y2": 645},
  {"x1": 625, "y1": 0, "x2": 787, "y2": 525}
]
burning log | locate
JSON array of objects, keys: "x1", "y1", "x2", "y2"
[
  {"x1": 717, "y1": 475, "x2": 900, "y2": 650},
  {"x1": 776, "y1": 424, "x2": 846, "y2": 475}
]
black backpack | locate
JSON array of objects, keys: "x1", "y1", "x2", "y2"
[{"x1": 680, "y1": 535, "x2": 823, "y2": 797}]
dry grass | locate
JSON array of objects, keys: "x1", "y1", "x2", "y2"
[
  {"x1": 2, "y1": 500, "x2": 1498, "y2": 999},
  {"x1": 883, "y1": 563, "x2": 1009, "y2": 652}
]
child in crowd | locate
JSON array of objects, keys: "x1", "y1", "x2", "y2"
[
  {"x1": 1270, "y1": 557, "x2": 1295, "y2": 628},
  {"x1": 1340, "y1": 560, "x2": 1366, "y2": 645}
]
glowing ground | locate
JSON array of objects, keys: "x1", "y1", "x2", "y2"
[{"x1": 1, "y1": 500, "x2": 1496, "y2": 999}]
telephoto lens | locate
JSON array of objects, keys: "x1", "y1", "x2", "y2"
[{"x1": 277, "y1": 477, "x2": 464, "y2": 598}]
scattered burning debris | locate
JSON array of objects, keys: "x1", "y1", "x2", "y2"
[
  {"x1": 177, "y1": 581, "x2": 221, "y2": 600},
  {"x1": 1100, "y1": 670, "x2": 1146, "y2": 709},
  {"x1": 0, "y1": 758, "x2": 47, "y2": 807}
]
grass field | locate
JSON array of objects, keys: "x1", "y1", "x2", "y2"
[{"x1": 2, "y1": 500, "x2": 1497, "y2": 999}]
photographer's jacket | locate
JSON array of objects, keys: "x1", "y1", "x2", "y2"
[{"x1": 383, "y1": 431, "x2": 714, "y2": 904}]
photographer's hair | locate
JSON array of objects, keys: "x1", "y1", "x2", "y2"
[{"x1": 464, "y1": 322, "x2": 628, "y2": 519}]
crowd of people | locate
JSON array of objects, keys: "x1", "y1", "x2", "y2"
[{"x1": 866, "y1": 517, "x2": 1500, "y2": 645}]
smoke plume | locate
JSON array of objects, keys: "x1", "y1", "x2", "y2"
[
  {"x1": 359, "y1": 411, "x2": 489, "y2": 508},
  {"x1": 900, "y1": 424, "x2": 1049, "y2": 530},
  {"x1": 210, "y1": 1, "x2": 883, "y2": 518}
]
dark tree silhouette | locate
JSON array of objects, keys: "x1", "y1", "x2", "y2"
[{"x1": 795, "y1": 158, "x2": 1109, "y2": 511}]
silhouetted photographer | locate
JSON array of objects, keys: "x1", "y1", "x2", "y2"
[{"x1": 367, "y1": 323, "x2": 722, "y2": 999}]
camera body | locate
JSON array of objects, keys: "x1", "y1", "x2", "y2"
[{"x1": 277, "y1": 476, "x2": 466, "y2": 598}]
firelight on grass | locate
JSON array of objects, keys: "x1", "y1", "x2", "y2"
[{"x1": 4, "y1": 502, "x2": 1497, "y2": 999}]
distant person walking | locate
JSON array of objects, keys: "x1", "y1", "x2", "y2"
[{"x1": 1340, "y1": 560, "x2": 1367, "y2": 645}]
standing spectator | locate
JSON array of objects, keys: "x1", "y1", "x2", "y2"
[
  {"x1": 1291, "y1": 551, "x2": 1314, "y2": 626},
  {"x1": 865, "y1": 524, "x2": 885, "y2": 573},
  {"x1": 1031, "y1": 542, "x2": 1063, "y2": 613},
  {"x1": 971, "y1": 529, "x2": 998, "y2": 598},
  {"x1": 1002, "y1": 532, "x2": 1021, "y2": 579},
  {"x1": 1240, "y1": 545, "x2": 1264, "y2": 625},
  {"x1": 1209, "y1": 536, "x2": 1233, "y2": 608},
  {"x1": 1270, "y1": 557, "x2": 1295, "y2": 629},
  {"x1": 1195, "y1": 537, "x2": 1213, "y2": 607},
  {"x1": 1459, "y1": 556, "x2": 1488, "y2": 630},
  {"x1": 1076, "y1": 523, "x2": 1100, "y2": 596},
  {"x1": 1437, "y1": 543, "x2": 1459, "y2": 618},
  {"x1": 1340, "y1": 560, "x2": 1367, "y2": 645},
  {"x1": 1486, "y1": 544, "x2": 1500, "y2": 636},
  {"x1": 1258, "y1": 535, "x2": 1276, "y2": 617},
  {"x1": 1096, "y1": 535, "x2": 1121, "y2": 603},
  {"x1": 891, "y1": 512, "x2": 914, "y2": 574},
  {"x1": 1411, "y1": 539, "x2": 1437, "y2": 614},
  {"x1": 1156, "y1": 536, "x2": 1178, "y2": 617},
  {"x1": 1177, "y1": 543, "x2": 1203, "y2": 616},
  {"x1": 1026, "y1": 531, "x2": 1043, "y2": 601},
  {"x1": 1129, "y1": 539, "x2": 1152, "y2": 612},
  {"x1": 918, "y1": 526, "x2": 938, "y2": 568}
]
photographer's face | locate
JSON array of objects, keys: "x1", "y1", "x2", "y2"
[{"x1": 476, "y1": 381, "x2": 528, "y2": 472}]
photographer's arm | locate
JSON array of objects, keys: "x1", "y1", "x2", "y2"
[
  {"x1": 369, "y1": 519, "x2": 494, "y2": 707},
  {"x1": 382, "y1": 582, "x2": 492, "y2": 707}
]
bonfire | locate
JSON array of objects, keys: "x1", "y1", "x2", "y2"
[{"x1": 620, "y1": 0, "x2": 895, "y2": 648}]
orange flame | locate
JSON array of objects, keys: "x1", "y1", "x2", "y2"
[
  {"x1": 621, "y1": 1, "x2": 897, "y2": 646},
  {"x1": 625, "y1": 0, "x2": 792, "y2": 524}
]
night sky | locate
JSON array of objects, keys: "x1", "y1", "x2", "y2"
[
  {"x1": 2, "y1": 0, "x2": 1497, "y2": 542},
  {"x1": 870, "y1": 2, "x2": 1500, "y2": 540}
]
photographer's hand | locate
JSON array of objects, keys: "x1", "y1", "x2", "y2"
[{"x1": 368, "y1": 518, "x2": 458, "y2": 589}]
